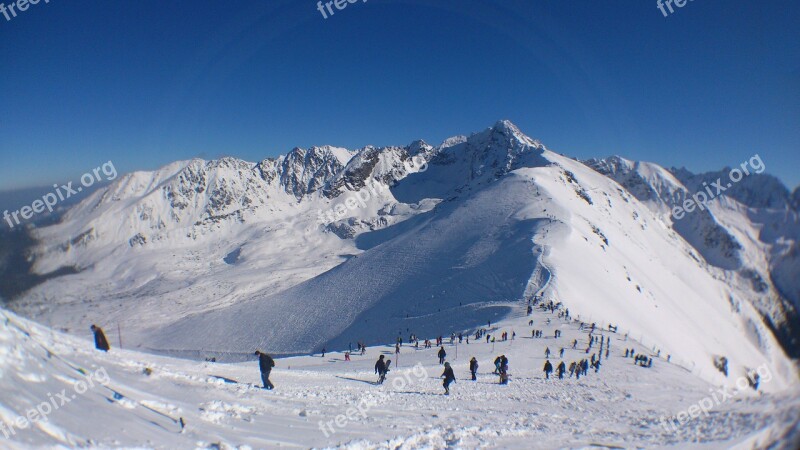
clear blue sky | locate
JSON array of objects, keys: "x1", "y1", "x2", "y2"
[{"x1": 1, "y1": 0, "x2": 798, "y2": 191}]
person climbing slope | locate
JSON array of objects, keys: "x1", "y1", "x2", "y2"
[
  {"x1": 441, "y1": 362, "x2": 456, "y2": 395},
  {"x1": 254, "y1": 350, "x2": 275, "y2": 390}
]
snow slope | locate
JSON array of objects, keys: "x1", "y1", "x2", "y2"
[{"x1": 2, "y1": 304, "x2": 799, "y2": 449}]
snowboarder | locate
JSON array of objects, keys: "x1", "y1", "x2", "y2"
[
  {"x1": 90, "y1": 325, "x2": 110, "y2": 352},
  {"x1": 254, "y1": 350, "x2": 275, "y2": 390},
  {"x1": 441, "y1": 362, "x2": 456, "y2": 395},
  {"x1": 438, "y1": 346, "x2": 447, "y2": 365},
  {"x1": 469, "y1": 357, "x2": 479, "y2": 381},
  {"x1": 543, "y1": 360, "x2": 553, "y2": 379}
]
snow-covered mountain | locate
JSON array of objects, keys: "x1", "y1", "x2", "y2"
[
  {"x1": 586, "y1": 156, "x2": 800, "y2": 358},
  {"x1": 7, "y1": 121, "x2": 799, "y2": 391}
]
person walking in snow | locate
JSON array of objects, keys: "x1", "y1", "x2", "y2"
[
  {"x1": 441, "y1": 362, "x2": 456, "y2": 395},
  {"x1": 469, "y1": 357, "x2": 479, "y2": 381},
  {"x1": 90, "y1": 324, "x2": 110, "y2": 352},
  {"x1": 438, "y1": 346, "x2": 447, "y2": 365},
  {"x1": 254, "y1": 350, "x2": 275, "y2": 390},
  {"x1": 557, "y1": 361, "x2": 566, "y2": 379},
  {"x1": 572, "y1": 339, "x2": 578, "y2": 350},
  {"x1": 375, "y1": 355, "x2": 388, "y2": 384},
  {"x1": 545, "y1": 347, "x2": 551, "y2": 358},
  {"x1": 559, "y1": 348, "x2": 564, "y2": 358},
  {"x1": 569, "y1": 361, "x2": 576, "y2": 378},
  {"x1": 543, "y1": 360, "x2": 553, "y2": 379}
]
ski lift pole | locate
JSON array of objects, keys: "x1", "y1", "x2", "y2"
[{"x1": 117, "y1": 323, "x2": 122, "y2": 349}]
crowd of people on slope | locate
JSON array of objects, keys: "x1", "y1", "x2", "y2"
[{"x1": 86, "y1": 294, "x2": 660, "y2": 394}]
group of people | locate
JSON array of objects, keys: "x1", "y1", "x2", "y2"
[{"x1": 87, "y1": 291, "x2": 661, "y2": 396}]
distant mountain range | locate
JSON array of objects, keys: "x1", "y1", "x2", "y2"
[{"x1": 5, "y1": 121, "x2": 798, "y2": 388}]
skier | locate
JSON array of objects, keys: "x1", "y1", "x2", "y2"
[
  {"x1": 543, "y1": 360, "x2": 553, "y2": 379},
  {"x1": 438, "y1": 346, "x2": 447, "y2": 365},
  {"x1": 557, "y1": 361, "x2": 566, "y2": 379},
  {"x1": 441, "y1": 362, "x2": 456, "y2": 395},
  {"x1": 254, "y1": 350, "x2": 275, "y2": 390},
  {"x1": 90, "y1": 325, "x2": 110, "y2": 352},
  {"x1": 469, "y1": 357, "x2": 479, "y2": 381},
  {"x1": 375, "y1": 355, "x2": 387, "y2": 384}
]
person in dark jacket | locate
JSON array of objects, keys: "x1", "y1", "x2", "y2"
[
  {"x1": 441, "y1": 362, "x2": 456, "y2": 395},
  {"x1": 437, "y1": 346, "x2": 447, "y2": 365},
  {"x1": 90, "y1": 325, "x2": 110, "y2": 352},
  {"x1": 557, "y1": 361, "x2": 566, "y2": 379},
  {"x1": 469, "y1": 357, "x2": 478, "y2": 381},
  {"x1": 543, "y1": 360, "x2": 553, "y2": 379},
  {"x1": 254, "y1": 350, "x2": 275, "y2": 389},
  {"x1": 375, "y1": 355, "x2": 388, "y2": 384}
]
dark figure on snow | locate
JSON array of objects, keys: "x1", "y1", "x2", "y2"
[
  {"x1": 494, "y1": 356, "x2": 502, "y2": 374},
  {"x1": 254, "y1": 350, "x2": 275, "y2": 390},
  {"x1": 90, "y1": 325, "x2": 110, "y2": 352},
  {"x1": 438, "y1": 346, "x2": 447, "y2": 365},
  {"x1": 545, "y1": 347, "x2": 551, "y2": 358},
  {"x1": 375, "y1": 355, "x2": 388, "y2": 384},
  {"x1": 572, "y1": 339, "x2": 578, "y2": 349},
  {"x1": 557, "y1": 361, "x2": 566, "y2": 379},
  {"x1": 559, "y1": 348, "x2": 564, "y2": 358},
  {"x1": 543, "y1": 360, "x2": 553, "y2": 379},
  {"x1": 470, "y1": 357, "x2": 479, "y2": 381},
  {"x1": 569, "y1": 361, "x2": 576, "y2": 377},
  {"x1": 441, "y1": 362, "x2": 456, "y2": 395}
]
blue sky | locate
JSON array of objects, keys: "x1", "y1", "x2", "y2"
[{"x1": 1, "y1": 0, "x2": 798, "y2": 191}]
